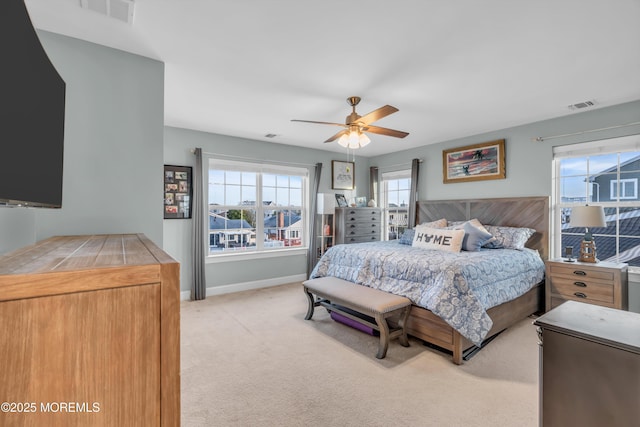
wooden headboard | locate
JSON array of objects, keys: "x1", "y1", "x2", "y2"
[{"x1": 416, "y1": 196, "x2": 550, "y2": 260}]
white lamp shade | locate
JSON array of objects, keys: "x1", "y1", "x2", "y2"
[
  {"x1": 317, "y1": 193, "x2": 335, "y2": 215},
  {"x1": 570, "y1": 205, "x2": 606, "y2": 228},
  {"x1": 337, "y1": 134, "x2": 349, "y2": 147}
]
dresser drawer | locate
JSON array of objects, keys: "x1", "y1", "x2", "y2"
[
  {"x1": 343, "y1": 222, "x2": 381, "y2": 237},
  {"x1": 342, "y1": 209, "x2": 381, "y2": 223},
  {"x1": 548, "y1": 277, "x2": 614, "y2": 304},
  {"x1": 548, "y1": 264, "x2": 614, "y2": 282},
  {"x1": 343, "y1": 235, "x2": 380, "y2": 244}
]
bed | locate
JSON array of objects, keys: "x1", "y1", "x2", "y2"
[{"x1": 310, "y1": 196, "x2": 549, "y2": 364}]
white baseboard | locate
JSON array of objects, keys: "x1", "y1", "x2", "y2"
[{"x1": 180, "y1": 274, "x2": 307, "y2": 301}]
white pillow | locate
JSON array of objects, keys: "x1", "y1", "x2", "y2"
[
  {"x1": 418, "y1": 218, "x2": 447, "y2": 228},
  {"x1": 412, "y1": 226, "x2": 465, "y2": 253}
]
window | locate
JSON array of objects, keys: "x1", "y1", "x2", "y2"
[
  {"x1": 381, "y1": 170, "x2": 411, "y2": 240},
  {"x1": 611, "y1": 178, "x2": 638, "y2": 200},
  {"x1": 553, "y1": 136, "x2": 640, "y2": 267},
  {"x1": 207, "y1": 158, "x2": 308, "y2": 257}
]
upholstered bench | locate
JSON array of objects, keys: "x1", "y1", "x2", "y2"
[{"x1": 303, "y1": 277, "x2": 412, "y2": 359}]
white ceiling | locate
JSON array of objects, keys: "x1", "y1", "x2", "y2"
[{"x1": 24, "y1": 0, "x2": 640, "y2": 157}]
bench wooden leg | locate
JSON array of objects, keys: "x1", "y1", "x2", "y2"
[
  {"x1": 303, "y1": 287, "x2": 315, "y2": 320},
  {"x1": 374, "y1": 313, "x2": 390, "y2": 359},
  {"x1": 397, "y1": 306, "x2": 410, "y2": 348}
]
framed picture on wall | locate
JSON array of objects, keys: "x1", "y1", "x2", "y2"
[
  {"x1": 332, "y1": 160, "x2": 355, "y2": 190},
  {"x1": 164, "y1": 165, "x2": 192, "y2": 219},
  {"x1": 442, "y1": 139, "x2": 506, "y2": 184}
]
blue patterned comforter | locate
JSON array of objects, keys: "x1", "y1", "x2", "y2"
[{"x1": 310, "y1": 241, "x2": 545, "y2": 346}]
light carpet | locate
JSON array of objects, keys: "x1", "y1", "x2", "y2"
[{"x1": 181, "y1": 283, "x2": 540, "y2": 427}]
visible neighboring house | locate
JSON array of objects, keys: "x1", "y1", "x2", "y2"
[
  {"x1": 591, "y1": 155, "x2": 640, "y2": 202},
  {"x1": 263, "y1": 212, "x2": 302, "y2": 247},
  {"x1": 387, "y1": 203, "x2": 409, "y2": 240},
  {"x1": 563, "y1": 155, "x2": 640, "y2": 265},
  {"x1": 209, "y1": 212, "x2": 254, "y2": 249}
]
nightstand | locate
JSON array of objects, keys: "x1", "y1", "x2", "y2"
[{"x1": 545, "y1": 259, "x2": 628, "y2": 311}]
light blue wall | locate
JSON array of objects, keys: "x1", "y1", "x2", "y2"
[
  {"x1": 163, "y1": 126, "x2": 369, "y2": 293},
  {"x1": 369, "y1": 100, "x2": 640, "y2": 201},
  {"x1": 164, "y1": 102, "x2": 640, "y2": 295},
  {"x1": 0, "y1": 31, "x2": 165, "y2": 254}
]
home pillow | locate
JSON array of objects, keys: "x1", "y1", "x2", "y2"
[
  {"x1": 484, "y1": 225, "x2": 536, "y2": 250},
  {"x1": 398, "y1": 218, "x2": 447, "y2": 245},
  {"x1": 412, "y1": 226, "x2": 465, "y2": 253},
  {"x1": 461, "y1": 221, "x2": 494, "y2": 252}
]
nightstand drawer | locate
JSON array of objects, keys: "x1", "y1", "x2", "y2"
[
  {"x1": 548, "y1": 264, "x2": 614, "y2": 282},
  {"x1": 545, "y1": 259, "x2": 629, "y2": 312},
  {"x1": 549, "y1": 277, "x2": 614, "y2": 304}
]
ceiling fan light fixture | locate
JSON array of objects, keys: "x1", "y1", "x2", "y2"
[
  {"x1": 359, "y1": 132, "x2": 371, "y2": 147},
  {"x1": 337, "y1": 134, "x2": 349, "y2": 147},
  {"x1": 348, "y1": 129, "x2": 360, "y2": 147}
]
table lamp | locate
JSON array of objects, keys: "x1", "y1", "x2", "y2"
[
  {"x1": 570, "y1": 205, "x2": 606, "y2": 263},
  {"x1": 317, "y1": 193, "x2": 335, "y2": 236}
]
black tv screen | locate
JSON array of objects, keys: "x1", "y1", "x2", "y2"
[{"x1": 0, "y1": 0, "x2": 65, "y2": 208}]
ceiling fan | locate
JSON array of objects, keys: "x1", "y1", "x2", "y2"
[{"x1": 291, "y1": 96, "x2": 409, "y2": 149}]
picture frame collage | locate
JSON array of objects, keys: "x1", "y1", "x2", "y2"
[{"x1": 164, "y1": 165, "x2": 192, "y2": 219}]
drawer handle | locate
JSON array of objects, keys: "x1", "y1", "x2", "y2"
[
  {"x1": 350, "y1": 224, "x2": 356, "y2": 228},
  {"x1": 349, "y1": 218, "x2": 356, "y2": 221},
  {"x1": 573, "y1": 270, "x2": 587, "y2": 276},
  {"x1": 574, "y1": 292, "x2": 587, "y2": 298},
  {"x1": 573, "y1": 281, "x2": 587, "y2": 287}
]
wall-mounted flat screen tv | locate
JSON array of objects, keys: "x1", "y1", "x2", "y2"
[{"x1": 0, "y1": 0, "x2": 65, "y2": 208}]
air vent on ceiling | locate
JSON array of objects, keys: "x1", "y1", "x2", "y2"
[
  {"x1": 80, "y1": 0, "x2": 135, "y2": 24},
  {"x1": 568, "y1": 100, "x2": 597, "y2": 111}
]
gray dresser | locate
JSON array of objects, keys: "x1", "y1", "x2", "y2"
[
  {"x1": 534, "y1": 301, "x2": 640, "y2": 427},
  {"x1": 334, "y1": 207, "x2": 382, "y2": 244}
]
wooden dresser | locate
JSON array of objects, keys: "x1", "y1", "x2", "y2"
[
  {"x1": 334, "y1": 207, "x2": 382, "y2": 244},
  {"x1": 545, "y1": 259, "x2": 628, "y2": 311},
  {"x1": 534, "y1": 301, "x2": 640, "y2": 426},
  {"x1": 0, "y1": 234, "x2": 180, "y2": 427}
]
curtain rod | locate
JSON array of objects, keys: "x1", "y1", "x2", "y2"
[
  {"x1": 533, "y1": 121, "x2": 640, "y2": 142},
  {"x1": 376, "y1": 159, "x2": 423, "y2": 171},
  {"x1": 191, "y1": 148, "x2": 317, "y2": 168}
]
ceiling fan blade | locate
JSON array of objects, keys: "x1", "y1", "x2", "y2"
[
  {"x1": 325, "y1": 129, "x2": 348, "y2": 143},
  {"x1": 291, "y1": 119, "x2": 347, "y2": 128},
  {"x1": 364, "y1": 125, "x2": 409, "y2": 139},
  {"x1": 356, "y1": 105, "x2": 398, "y2": 125}
]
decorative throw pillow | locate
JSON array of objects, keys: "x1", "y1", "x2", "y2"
[
  {"x1": 398, "y1": 229, "x2": 415, "y2": 245},
  {"x1": 418, "y1": 218, "x2": 447, "y2": 228},
  {"x1": 412, "y1": 226, "x2": 465, "y2": 253},
  {"x1": 399, "y1": 218, "x2": 447, "y2": 245},
  {"x1": 484, "y1": 225, "x2": 536, "y2": 250},
  {"x1": 461, "y1": 222, "x2": 494, "y2": 252}
]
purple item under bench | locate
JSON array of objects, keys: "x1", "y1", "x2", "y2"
[{"x1": 330, "y1": 310, "x2": 379, "y2": 336}]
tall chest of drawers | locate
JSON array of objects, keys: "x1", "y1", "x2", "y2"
[{"x1": 334, "y1": 207, "x2": 382, "y2": 244}]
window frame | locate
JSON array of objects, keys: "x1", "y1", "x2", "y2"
[
  {"x1": 205, "y1": 157, "x2": 310, "y2": 262},
  {"x1": 552, "y1": 135, "x2": 640, "y2": 268},
  {"x1": 611, "y1": 178, "x2": 638, "y2": 200},
  {"x1": 380, "y1": 169, "x2": 412, "y2": 241}
]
